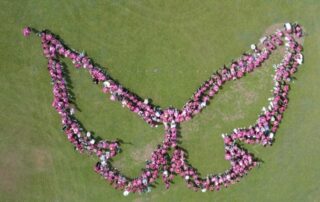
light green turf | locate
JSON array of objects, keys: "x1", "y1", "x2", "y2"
[{"x1": 1, "y1": 1, "x2": 320, "y2": 202}]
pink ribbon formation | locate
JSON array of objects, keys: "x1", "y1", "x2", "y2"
[{"x1": 23, "y1": 23, "x2": 304, "y2": 195}]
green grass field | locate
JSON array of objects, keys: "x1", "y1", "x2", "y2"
[{"x1": 1, "y1": 1, "x2": 320, "y2": 201}]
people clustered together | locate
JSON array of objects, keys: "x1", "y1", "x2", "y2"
[{"x1": 23, "y1": 22, "x2": 303, "y2": 195}]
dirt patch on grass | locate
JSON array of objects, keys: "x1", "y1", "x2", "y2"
[
  {"x1": 263, "y1": 23, "x2": 284, "y2": 36},
  {"x1": 221, "y1": 111, "x2": 245, "y2": 121},
  {"x1": 133, "y1": 198, "x2": 144, "y2": 202},
  {"x1": 112, "y1": 156, "x2": 126, "y2": 171},
  {"x1": 232, "y1": 81, "x2": 258, "y2": 105},
  {"x1": 112, "y1": 142, "x2": 158, "y2": 172},
  {"x1": 131, "y1": 143, "x2": 156, "y2": 162},
  {"x1": 218, "y1": 80, "x2": 258, "y2": 107},
  {"x1": 32, "y1": 148, "x2": 53, "y2": 172},
  {"x1": 0, "y1": 167, "x2": 17, "y2": 194},
  {"x1": 0, "y1": 151, "x2": 22, "y2": 194}
]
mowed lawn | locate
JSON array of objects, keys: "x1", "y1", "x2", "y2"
[{"x1": 1, "y1": 1, "x2": 320, "y2": 201}]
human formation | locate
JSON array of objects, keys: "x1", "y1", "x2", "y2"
[{"x1": 23, "y1": 22, "x2": 304, "y2": 195}]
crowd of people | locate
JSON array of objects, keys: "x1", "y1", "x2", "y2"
[{"x1": 23, "y1": 22, "x2": 304, "y2": 195}]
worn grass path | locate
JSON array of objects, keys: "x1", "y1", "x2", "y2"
[{"x1": 1, "y1": 1, "x2": 320, "y2": 201}]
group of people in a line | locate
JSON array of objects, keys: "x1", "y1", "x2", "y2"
[{"x1": 23, "y1": 22, "x2": 303, "y2": 195}]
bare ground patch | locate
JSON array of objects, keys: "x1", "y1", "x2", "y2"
[
  {"x1": 221, "y1": 111, "x2": 245, "y2": 121},
  {"x1": 232, "y1": 81, "x2": 258, "y2": 105},
  {"x1": 131, "y1": 142, "x2": 157, "y2": 163},
  {"x1": 32, "y1": 148, "x2": 53, "y2": 172},
  {"x1": 0, "y1": 151, "x2": 22, "y2": 194},
  {"x1": 263, "y1": 23, "x2": 284, "y2": 36},
  {"x1": 133, "y1": 197, "x2": 144, "y2": 202},
  {"x1": 111, "y1": 141, "x2": 159, "y2": 173}
]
